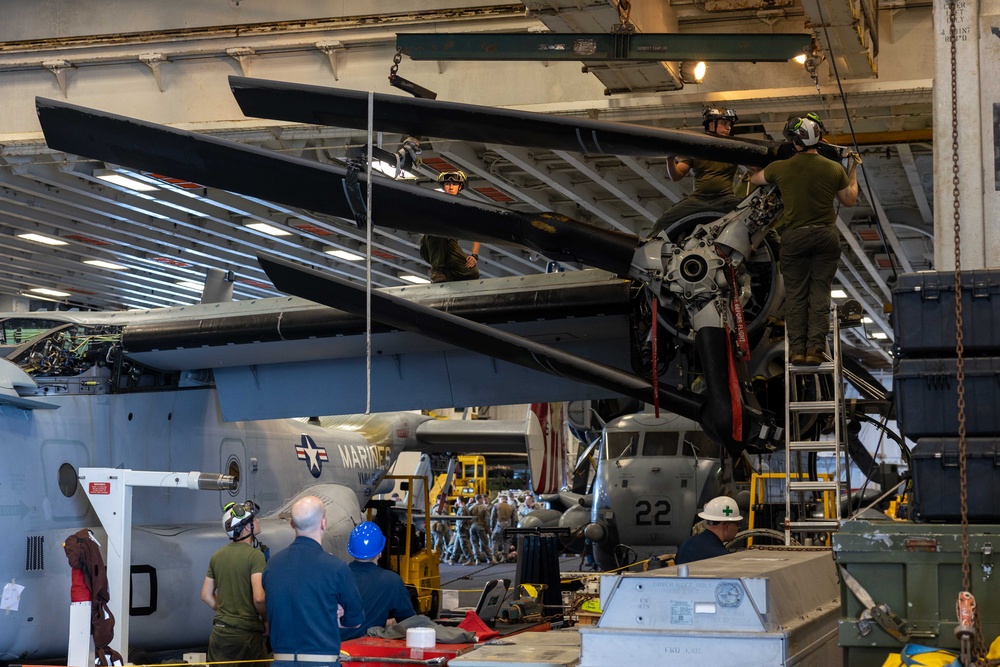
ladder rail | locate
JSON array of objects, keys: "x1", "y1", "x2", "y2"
[{"x1": 783, "y1": 305, "x2": 847, "y2": 546}]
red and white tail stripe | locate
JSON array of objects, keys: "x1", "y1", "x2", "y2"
[{"x1": 528, "y1": 403, "x2": 566, "y2": 494}]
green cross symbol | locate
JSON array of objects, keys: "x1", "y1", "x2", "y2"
[{"x1": 723, "y1": 505, "x2": 733, "y2": 516}]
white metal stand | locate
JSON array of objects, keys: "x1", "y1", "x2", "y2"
[
  {"x1": 67, "y1": 601, "x2": 95, "y2": 667},
  {"x1": 79, "y1": 469, "x2": 234, "y2": 663}
]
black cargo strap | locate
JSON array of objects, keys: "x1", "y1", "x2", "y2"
[
  {"x1": 839, "y1": 565, "x2": 911, "y2": 642},
  {"x1": 343, "y1": 160, "x2": 368, "y2": 230}
]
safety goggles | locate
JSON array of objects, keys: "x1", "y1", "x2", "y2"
[{"x1": 224, "y1": 500, "x2": 260, "y2": 520}]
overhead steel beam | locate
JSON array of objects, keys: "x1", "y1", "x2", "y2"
[
  {"x1": 857, "y1": 169, "x2": 914, "y2": 273},
  {"x1": 834, "y1": 213, "x2": 892, "y2": 302},
  {"x1": 553, "y1": 150, "x2": 660, "y2": 222},
  {"x1": 826, "y1": 129, "x2": 932, "y2": 146},
  {"x1": 618, "y1": 156, "x2": 681, "y2": 204},
  {"x1": 490, "y1": 145, "x2": 633, "y2": 233},
  {"x1": 397, "y1": 32, "x2": 812, "y2": 62},
  {"x1": 895, "y1": 144, "x2": 932, "y2": 225}
]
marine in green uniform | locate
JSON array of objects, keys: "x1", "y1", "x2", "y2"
[
  {"x1": 750, "y1": 113, "x2": 860, "y2": 365},
  {"x1": 420, "y1": 170, "x2": 482, "y2": 283},
  {"x1": 647, "y1": 108, "x2": 747, "y2": 239},
  {"x1": 201, "y1": 501, "x2": 269, "y2": 667}
]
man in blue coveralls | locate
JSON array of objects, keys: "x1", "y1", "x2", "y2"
[
  {"x1": 340, "y1": 522, "x2": 417, "y2": 640},
  {"x1": 674, "y1": 496, "x2": 743, "y2": 565},
  {"x1": 264, "y1": 496, "x2": 365, "y2": 666}
]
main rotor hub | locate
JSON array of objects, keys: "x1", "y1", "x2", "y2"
[
  {"x1": 680, "y1": 254, "x2": 709, "y2": 282},
  {"x1": 663, "y1": 243, "x2": 725, "y2": 301}
]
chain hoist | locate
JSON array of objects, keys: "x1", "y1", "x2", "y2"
[
  {"x1": 388, "y1": 48, "x2": 402, "y2": 82},
  {"x1": 947, "y1": 0, "x2": 985, "y2": 663},
  {"x1": 612, "y1": 0, "x2": 635, "y2": 32}
]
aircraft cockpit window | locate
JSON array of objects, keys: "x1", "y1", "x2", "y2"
[
  {"x1": 0, "y1": 318, "x2": 62, "y2": 349},
  {"x1": 604, "y1": 432, "x2": 638, "y2": 460},
  {"x1": 643, "y1": 432, "x2": 679, "y2": 457},
  {"x1": 683, "y1": 431, "x2": 721, "y2": 459}
]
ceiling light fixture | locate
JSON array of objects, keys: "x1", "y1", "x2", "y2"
[
  {"x1": 325, "y1": 248, "x2": 365, "y2": 261},
  {"x1": 399, "y1": 274, "x2": 431, "y2": 285},
  {"x1": 831, "y1": 289, "x2": 848, "y2": 299},
  {"x1": 94, "y1": 170, "x2": 158, "y2": 192},
  {"x1": 793, "y1": 54, "x2": 808, "y2": 64},
  {"x1": 30, "y1": 287, "x2": 71, "y2": 297},
  {"x1": 861, "y1": 316, "x2": 873, "y2": 324},
  {"x1": 84, "y1": 259, "x2": 129, "y2": 270},
  {"x1": 679, "y1": 61, "x2": 707, "y2": 84},
  {"x1": 244, "y1": 221, "x2": 292, "y2": 237},
  {"x1": 870, "y1": 331, "x2": 889, "y2": 340},
  {"x1": 18, "y1": 232, "x2": 68, "y2": 246}
]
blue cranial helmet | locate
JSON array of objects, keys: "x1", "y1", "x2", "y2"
[{"x1": 348, "y1": 521, "x2": 386, "y2": 560}]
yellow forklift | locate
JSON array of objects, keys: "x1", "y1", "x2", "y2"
[
  {"x1": 368, "y1": 474, "x2": 441, "y2": 618},
  {"x1": 429, "y1": 454, "x2": 487, "y2": 504}
]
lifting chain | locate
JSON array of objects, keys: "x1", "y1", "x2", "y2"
[
  {"x1": 947, "y1": 0, "x2": 986, "y2": 663},
  {"x1": 389, "y1": 48, "x2": 403, "y2": 81}
]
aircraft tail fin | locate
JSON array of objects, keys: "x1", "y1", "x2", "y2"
[{"x1": 528, "y1": 403, "x2": 566, "y2": 495}]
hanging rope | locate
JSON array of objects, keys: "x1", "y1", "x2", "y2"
[
  {"x1": 812, "y1": 2, "x2": 899, "y2": 282},
  {"x1": 365, "y1": 92, "x2": 374, "y2": 415}
]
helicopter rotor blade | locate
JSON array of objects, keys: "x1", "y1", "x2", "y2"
[
  {"x1": 257, "y1": 252, "x2": 707, "y2": 423},
  {"x1": 229, "y1": 76, "x2": 778, "y2": 168},
  {"x1": 35, "y1": 97, "x2": 638, "y2": 275}
]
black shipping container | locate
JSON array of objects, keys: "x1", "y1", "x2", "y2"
[
  {"x1": 892, "y1": 269, "x2": 1000, "y2": 355},
  {"x1": 894, "y1": 356, "x2": 1000, "y2": 439},
  {"x1": 911, "y1": 438, "x2": 1000, "y2": 522}
]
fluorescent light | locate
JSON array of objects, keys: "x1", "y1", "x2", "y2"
[
  {"x1": 84, "y1": 259, "x2": 129, "y2": 271},
  {"x1": 400, "y1": 274, "x2": 431, "y2": 284},
  {"x1": 831, "y1": 289, "x2": 848, "y2": 299},
  {"x1": 793, "y1": 54, "x2": 808, "y2": 64},
  {"x1": 176, "y1": 281, "x2": 204, "y2": 291},
  {"x1": 861, "y1": 316, "x2": 873, "y2": 324},
  {"x1": 325, "y1": 249, "x2": 365, "y2": 261},
  {"x1": 30, "y1": 287, "x2": 71, "y2": 297},
  {"x1": 372, "y1": 160, "x2": 418, "y2": 180},
  {"x1": 95, "y1": 172, "x2": 158, "y2": 192},
  {"x1": 245, "y1": 221, "x2": 292, "y2": 237},
  {"x1": 18, "y1": 233, "x2": 68, "y2": 246},
  {"x1": 871, "y1": 331, "x2": 889, "y2": 340}
]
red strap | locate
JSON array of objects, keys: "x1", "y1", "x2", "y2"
[
  {"x1": 725, "y1": 260, "x2": 751, "y2": 361},
  {"x1": 651, "y1": 296, "x2": 660, "y2": 418},
  {"x1": 725, "y1": 325, "x2": 743, "y2": 442}
]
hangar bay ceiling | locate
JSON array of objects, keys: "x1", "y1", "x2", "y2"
[{"x1": 0, "y1": 1, "x2": 934, "y2": 362}]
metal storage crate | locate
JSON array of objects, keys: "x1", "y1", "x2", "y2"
[
  {"x1": 834, "y1": 520, "x2": 1000, "y2": 667},
  {"x1": 893, "y1": 356, "x2": 1000, "y2": 439},
  {"x1": 911, "y1": 438, "x2": 1000, "y2": 522},
  {"x1": 893, "y1": 269, "x2": 1000, "y2": 355}
]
